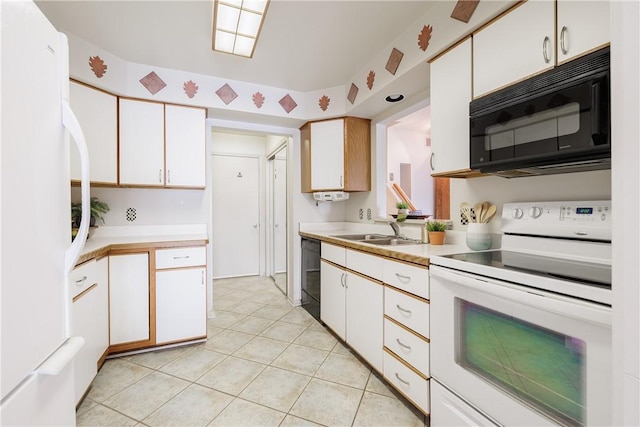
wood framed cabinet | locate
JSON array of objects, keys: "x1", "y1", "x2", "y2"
[
  {"x1": 119, "y1": 99, "x2": 165, "y2": 186},
  {"x1": 119, "y1": 99, "x2": 206, "y2": 188},
  {"x1": 108, "y1": 252, "x2": 151, "y2": 348},
  {"x1": 556, "y1": 0, "x2": 609, "y2": 65},
  {"x1": 429, "y1": 37, "x2": 476, "y2": 177},
  {"x1": 69, "y1": 81, "x2": 117, "y2": 185},
  {"x1": 319, "y1": 243, "x2": 383, "y2": 372},
  {"x1": 301, "y1": 117, "x2": 371, "y2": 193},
  {"x1": 69, "y1": 256, "x2": 109, "y2": 404},
  {"x1": 155, "y1": 246, "x2": 207, "y2": 344},
  {"x1": 473, "y1": 0, "x2": 556, "y2": 98}
]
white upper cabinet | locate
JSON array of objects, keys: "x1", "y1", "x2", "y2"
[
  {"x1": 165, "y1": 105, "x2": 206, "y2": 187},
  {"x1": 119, "y1": 98, "x2": 165, "y2": 186},
  {"x1": 310, "y1": 119, "x2": 345, "y2": 191},
  {"x1": 430, "y1": 38, "x2": 473, "y2": 176},
  {"x1": 556, "y1": 0, "x2": 610, "y2": 64},
  {"x1": 69, "y1": 81, "x2": 117, "y2": 184},
  {"x1": 473, "y1": 1, "x2": 556, "y2": 98},
  {"x1": 119, "y1": 99, "x2": 206, "y2": 188}
]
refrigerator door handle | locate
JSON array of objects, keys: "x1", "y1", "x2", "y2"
[
  {"x1": 62, "y1": 99, "x2": 90, "y2": 276},
  {"x1": 34, "y1": 337, "x2": 84, "y2": 376}
]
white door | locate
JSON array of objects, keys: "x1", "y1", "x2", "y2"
[
  {"x1": 310, "y1": 119, "x2": 344, "y2": 190},
  {"x1": 212, "y1": 154, "x2": 261, "y2": 278},
  {"x1": 165, "y1": 105, "x2": 206, "y2": 187}
]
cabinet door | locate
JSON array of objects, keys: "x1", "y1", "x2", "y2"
[
  {"x1": 70, "y1": 258, "x2": 108, "y2": 404},
  {"x1": 310, "y1": 119, "x2": 344, "y2": 190},
  {"x1": 109, "y1": 253, "x2": 150, "y2": 345},
  {"x1": 473, "y1": 1, "x2": 555, "y2": 98},
  {"x1": 156, "y1": 268, "x2": 207, "y2": 344},
  {"x1": 557, "y1": 0, "x2": 609, "y2": 64},
  {"x1": 320, "y1": 260, "x2": 346, "y2": 340},
  {"x1": 430, "y1": 38, "x2": 472, "y2": 176},
  {"x1": 69, "y1": 82, "x2": 117, "y2": 184},
  {"x1": 165, "y1": 105, "x2": 206, "y2": 187},
  {"x1": 345, "y1": 273, "x2": 383, "y2": 372},
  {"x1": 119, "y1": 99, "x2": 165, "y2": 186}
]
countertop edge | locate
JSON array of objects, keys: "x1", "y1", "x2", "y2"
[
  {"x1": 76, "y1": 238, "x2": 209, "y2": 266},
  {"x1": 300, "y1": 231, "x2": 430, "y2": 267}
]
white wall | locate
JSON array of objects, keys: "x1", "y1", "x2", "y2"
[
  {"x1": 449, "y1": 169, "x2": 612, "y2": 232},
  {"x1": 386, "y1": 127, "x2": 433, "y2": 215},
  {"x1": 72, "y1": 187, "x2": 209, "y2": 226}
]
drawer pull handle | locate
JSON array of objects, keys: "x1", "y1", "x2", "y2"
[
  {"x1": 395, "y1": 372, "x2": 410, "y2": 386},
  {"x1": 396, "y1": 304, "x2": 412, "y2": 315},
  {"x1": 396, "y1": 338, "x2": 412, "y2": 351},
  {"x1": 395, "y1": 273, "x2": 411, "y2": 282},
  {"x1": 75, "y1": 276, "x2": 87, "y2": 286},
  {"x1": 172, "y1": 255, "x2": 191, "y2": 260}
]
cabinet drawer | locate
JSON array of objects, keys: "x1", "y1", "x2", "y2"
[
  {"x1": 383, "y1": 259, "x2": 429, "y2": 299},
  {"x1": 384, "y1": 286, "x2": 429, "y2": 338},
  {"x1": 384, "y1": 318, "x2": 429, "y2": 375},
  {"x1": 346, "y1": 249, "x2": 382, "y2": 281},
  {"x1": 383, "y1": 350, "x2": 430, "y2": 414},
  {"x1": 156, "y1": 247, "x2": 206, "y2": 269},
  {"x1": 69, "y1": 259, "x2": 97, "y2": 299},
  {"x1": 321, "y1": 242, "x2": 345, "y2": 267}
]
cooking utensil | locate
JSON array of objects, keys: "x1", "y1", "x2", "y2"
[
  {"x1": 460, "y1": 202, "x2": 473, "y2": 223},
  {"x1": 481, "y1": 201, "x2": 491, "y2": 222},
  {"x1": 474, "y1": 203, "x2": 483, "y2": 223},
  {"x1": 483, "y1": 204, "x2": 497, "y2": 223}
]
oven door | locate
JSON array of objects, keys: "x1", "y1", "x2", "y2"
[{"x1": 430, "y1": 265, "x2": 612, "y2": 427}]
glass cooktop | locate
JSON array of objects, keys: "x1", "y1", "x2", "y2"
[{"x1": 442, "y1": 250, "x2": 611, "y2": 288}]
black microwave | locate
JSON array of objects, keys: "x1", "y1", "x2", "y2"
[{"x1": 469, "y1": 47, "x2": 610, "y2": 178}]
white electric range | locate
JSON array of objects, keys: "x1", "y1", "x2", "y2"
[{"x1": 429, "y1": 200, "x2": 612, "y2": 427}]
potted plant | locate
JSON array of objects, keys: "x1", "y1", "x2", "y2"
[
  {"x1": 71, "y1": 197, "x2": 110, "y2": 229},
  {"x1": 426, "y1": 220, "x2": 448, "y2": 245},
  {"x1": 396, "y1": 201, "x2": 409, "y2": 215}
]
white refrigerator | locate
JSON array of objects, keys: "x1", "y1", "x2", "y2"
[{"x1": 1, "y1": 1, "x2": 91, "y2": 425}]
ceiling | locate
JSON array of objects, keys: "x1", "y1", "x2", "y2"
[{"x1": 36, "y1": 0, "x2": 436, "y2": 93}]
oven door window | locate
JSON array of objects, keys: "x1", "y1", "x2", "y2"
[{"x1": 455, "y1": 298, "x2": 585, "y2": 426}]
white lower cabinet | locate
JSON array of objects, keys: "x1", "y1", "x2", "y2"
[
  {"x1": 69, "y1": 257, "x2": 108, "y2": 404},
  {"x1": 156, "y1": 268, "x2": 207, "y2": 344},
  {"x1": 320, "y1": 244, "x2": 383, "y2": 371},
  {"x1": 345, "y1": 272, "x2": 383, "y2": 371},
  {"x1": 109, "y1": 253, "x2": 150, "y2": 345},
  {"x1": 155, "y1": 246, "x2": 207, "y2": 344},
  {"x1": 384, "y1": 349, "x2": 430, "y2": 413},
  {"x1": 320, "y1": 259, "x2": 346, "y2": 340}
]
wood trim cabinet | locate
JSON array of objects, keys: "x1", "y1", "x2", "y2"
[
  {"x1": 119, "y1": 99, "x2": 206, "y2": 189},
  {"x1": 301, "y1": 117, "x2": 371, "y2": 193},
  {"x1": 69, "y1": 81, "x2": 117, "y2": 185},
  {"x1": 556, "y1": 0, "x2": 610, "y2": 65}
]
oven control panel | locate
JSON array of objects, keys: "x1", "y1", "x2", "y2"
[{"x1": 502, "y1": 201, "x2": 611, "y2": 240}]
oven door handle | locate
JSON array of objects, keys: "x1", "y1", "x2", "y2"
[{"x1": 429, "y1": 265, "x2": 612, "y2": 326}]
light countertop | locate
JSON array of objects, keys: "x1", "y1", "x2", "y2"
[
  {"x1": 300, "y1": 222, "x2": 469, "y2": 267},
  {"x1": 76, "y1": 224, "x2": 208, "y2": 265}
]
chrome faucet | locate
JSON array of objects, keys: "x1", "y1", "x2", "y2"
[{"x1": 389, "y1": 221, "x2": 401, "y2": 237}]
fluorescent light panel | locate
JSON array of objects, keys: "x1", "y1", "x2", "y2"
[{"x1": 212, "y1": 0, "x2": 269, "y2": 57}]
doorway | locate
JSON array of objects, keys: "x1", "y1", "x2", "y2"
[
  {"x1": 267, "y1": 142, "x2": 287, "y2": 295},
  {"x1": 211, "y1": 154, "x2": 261, "y2": 278}
]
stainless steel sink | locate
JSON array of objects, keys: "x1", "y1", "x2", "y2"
[
  {"x1": 332, "y1": 234, "x2": 423, "y2": 246},
  {"x1": 331, "y1": 233, "x2": 388, "y2": 241}
]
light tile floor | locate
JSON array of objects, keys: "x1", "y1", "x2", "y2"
[{"x1": 77, "y1": 275, "x2": 428, "y2": 426}]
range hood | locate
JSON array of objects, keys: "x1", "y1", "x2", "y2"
[{"x1": 313, "y1": 191, "x2": 350, "y2": 202}]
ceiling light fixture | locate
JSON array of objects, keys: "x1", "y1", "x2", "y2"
[
  {"x1": 212, "y1": 0, "x2": 270, "y2": 58},
  {"x1": 385, "y1": 94, "x2": 405, "y2": 103}
]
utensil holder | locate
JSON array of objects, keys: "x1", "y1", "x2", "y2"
[{"x1": 466, "y1": 223, "x2": 491, "y2": 250}]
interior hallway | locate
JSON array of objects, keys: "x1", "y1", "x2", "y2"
[{"x1": 76, "y1": 275, "x2": 428, "y2": 426}]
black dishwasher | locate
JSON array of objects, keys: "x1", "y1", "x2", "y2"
[{"x1": 301, "y1": 237, "x2": 321, "y2": 321}]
